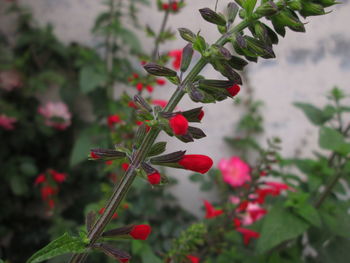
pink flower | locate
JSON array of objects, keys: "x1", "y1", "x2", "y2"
[
  {"x1": 0, "y1": 114, "x2": 17, "y2": 130},
  {"x1": 203, "y1": 200, "x2": 223, "y2": 219},
  {"x1": 0, "y1": 70, "x2": 22, "y2": 92},
  {"x1": 38, "y1": 102, "x2": 71, "y2": 130},
  {"x1": 241, "y1": 203, "x2": 267, "y2": 226},
  {"x1": 169, "y1": 49, "x2": 182, "y2": 70},
  {"x1": 218, "y1": 157, "x2": 251, "y2": 187}
]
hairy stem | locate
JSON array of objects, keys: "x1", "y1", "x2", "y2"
[{"x1": 69, "y1": 19, "x2": 250, "y2": 263}]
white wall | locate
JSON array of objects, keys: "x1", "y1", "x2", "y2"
[{"x1": 1, "y1": 0, "x2": 349, "y2": 216}]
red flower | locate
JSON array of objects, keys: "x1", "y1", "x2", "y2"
[
  {"x1": 105, "y1": 160, "x2": 113, "y2": 165},
  {"x1": 34, "y1": 174, "x2": 46, "y2": 185},
  {"x1": 148, "y1": 172, "x2": 161, "y2": 185},
  {"x1": 187, "y1": 255, "x2": 200, "y2": 263},
  {"x1": 122, "y1": 163, "x2": 129, "y2": 171},
  {"x1": 152, "y1": 100, "x2": 168, "y2": 108},
  {"x1": 227, "y1": 84, "x2": 240, "y2": 97},
  {"x1": 265, "y1": 181, "x2": 289, "y2": 191},
  {"x1": 136, "y1": 83, "x2": 143, "y2": 92},
  {"x1": 169, "y1": 114, "x2": 188, "y2": 135},
  {"x1": 236, "y1": 227, "x2": 260, "y2": 245},
  {"x1": 156, "y1": 79, "x2": 166, "y2": 86},
  {"x1": 41, "y1": 186, "x2": 56, "y2": 200},
  {"x1": 169, "y1": 49, "x2": 182, "y2": 70},
  {"x1": 90, "y1": 151, "x2": 100, "y2": 159},
  {"x1": 171, "y1": 2, "x2": 179, "y2": 11},
  {"x1": 108, "y1": 114, "x2": 121, "y2": 128},
  {"x1": 198, "y1": 110, "x2": 204, "y2": 121},
  {"x1": 146, "y1": 85, "x2": 154, "y2": 93},
  {"x1": 162, "y1": 3, "x2": 169, "y2": 10},
  {"x1": 132, "y1": 73, "x2": 139, "y2": 79},
  {"x1": 128, "y1": 101, "x2": 137, "y2": 109},
  {"x1": 48, "y1": 199, "x2": 55, "y2": 209},
  {"x1": 204, "y1": 200, "x2": 223, "y2": 219},
  {"x1": 233, "y1": 218, "x2": 242, "y2": 228},
  {"x1": 178, "y1": 155, "x2": 213, "y2": 174},
  {"x1": 130, "y1": 225, "x2": 151, "y2": 240},
  {"x1": 260, "y1": 171, "x2": 268, "y2": 176},
  {"x1": 49, "y1": 170, "x2": 67, "y2": 183},
  {"x1": 119, "y1": 258, "x2": 129, "y2": 263}
]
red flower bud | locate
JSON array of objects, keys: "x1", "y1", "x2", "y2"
[
  {"x1": 105, "y1": 160, "x2": 113, "y2": 165},
  {"x1": 50, "y1": 170, "x2": 67, "y2": 183},
  {"x1": 146, "y1": 85, "x2": 154, "y2": 93},
  {"x1": 204, "y1": 200, "x2": 223, "y2": 219},
  {"x1": 34, "y1": 174, "x2": 46, "y2": 185},
  {"x1": 198, "y1": 110, "x2": 204, "y2": 121},
  {"x1": 148, "y1": 172, "x2": 161, "y2": 185},
  {"x1": 171, "y1": 2, "x2": 179, "y2": 11},
  {"x1": 90, "y1": 151, "x2": 100, "y2": 159},
  {"x1": 108, "y1": 114, "x2": 121, "y2": 128},
  {"x1": 169, "y1": 114, "x2": 188, "y2": 135},
  {"x1": 227, "y1": 84, "x2": 240, "y2": 97},
  {"x1": 41, "y1": 186, "x2": 57, "y2": 200},
  {"x1": 156, "y1": 78, "x2": 166, "y2": 85},
  {"x1": 187, "y1": 255, "x2": 200, "y2": 263},
  {"x1": 233, "y1": 218, "x2": 242, "y2": 228},
  {"x1": 132, "y1": 73, "x2": 139, "y2": 79},
  {"x1": 162, "y1": 3, "x2": 169, "y2": 10},
  {"x1": 48, "y1": 199, "x2": 55, "y2": 209},
  {"x1": 128, "y1": 101, "x2": 137, "y2": 109},
  {"x1": 178, "y1": 155, "x2": 213, "y2": 174},
  {"x1": 122, "y1": 163, "x2": 129, "y2": 171},
  {"x1": 136, "y1": 83, "x2": 143, "y2": 92},
  {"x1": 130, "y1": 224, "x2": 151, "y2": 240}
]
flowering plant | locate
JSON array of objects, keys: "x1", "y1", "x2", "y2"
[{"x1": 23, "y1": 0, "x2": 340, "y2": 263}]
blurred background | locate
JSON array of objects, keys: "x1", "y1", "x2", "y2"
[{"x1": 0, "y1": 0, "x2": 349, "y2": 262}]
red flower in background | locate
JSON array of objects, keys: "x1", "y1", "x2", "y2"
[
  {"x1": 156, "y1": 78, "x2": 166, "y2": 86},
  {"x1": 204, "y1": 200, "x2": 223, "y2": 219},
  {"x1": 121, "y1": 163, "x2": 129, "y2": 171},
  {"x1": 236, "y1": 227, "x2": 260, "y2": 245},
  {"x1": 178, "y1": 155, "x2": 213, "y2": 174},
  {"x1": 34, "y1": 174, "x2": 46, "y2": 185},
  {"x1": 146, "y1": 85, "x2": 154, "y2": 93},
  {"x1": 130, "y1": 225, "x2": 151, "y2": 240},
  {"x1": 99, "y1": 207, "x2": 118, "y2": 219},
  {"x1": 169, "y1": 49, "x2": 182, "y2": 70},
  {"x1": 187, "y1": 255, "x2": 200, "y2": 263},
  {"x1": 41, "y1": 186, "x2": 57, "y2": 200},
  {"x1": 136, "y1": 82, "x2": 143, "y2": 92},
  {"x1": 49, "y1": 170, "x2": 67, "y2": 183},
  {"x1": 152, "y1": 100, "x2": 168, "y2": 108},
  {"x1": 169, "y1": 114, "x2": 188, "y2": 135},
  {"x1": 108, "y1": 114, "x2": 121, "y2": 128}
]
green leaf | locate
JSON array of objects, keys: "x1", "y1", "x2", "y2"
[
  {"x1": 147, "y1": 142, "x2": 167, "y2": 157},
  {"x1": 70, "y1": 133, "x2": 91, "y2": 167},
  {"x1": 10, "y1": 175, "x2": 28, "y2": 196},
  {"x1": 119, "y1": 28, "x2": 143, "y2": 53},
  {"x1": 320, "y1": 203, "x2": 350, "y2": 239},
  {"x1": 79, "y1": 65, "x2": 105, "y2": 94},
  {"x1": 318, "y1": 236, "x2": 350, "y2": 263},
  {"x1": 257, "y1": 205, "x2": 309, "y2": 253},
  {"x1": 193, "y1": 34, "x2": 207, "y2": 54},
  {"x1": 294, "y1": 102, "x2": 332, "y2": 125},
  {"x1": 319, "y1": 127, "x2": 350, "y2": 154},
  {"x1": 26, "y1": 233, "x2": 86, "y2": 263},
  {"x1": 243, "y1": 0, "x2": 257, "y2": 15}
]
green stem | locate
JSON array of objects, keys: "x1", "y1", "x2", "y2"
[
  {"x1": 69, "y1": 19, "x2": 251, "y2": 263},
  {"x1": 151, "y1": 3, "x2": 170, "y2": 60}
]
